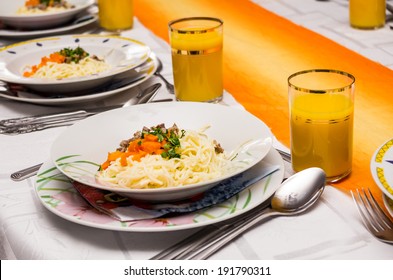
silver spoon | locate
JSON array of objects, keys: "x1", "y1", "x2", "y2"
[
  {"x1": 172, "y1": 167, "x2": 326, "y2": 260},
  {"x1": 154, "y1": 58, "x2": 175, "y2": 94}
]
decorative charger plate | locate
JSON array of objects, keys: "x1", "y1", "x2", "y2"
[
  {"x1": 370, "y1": 138, "x2": 393, "y2": 200},
  {"x1": 0, "y1": 34, "x2": 151, "y2": 93},
  {"x1": 50, "y1": 102, "x2": 273, "y2": 202},
  {"x1": 36, "y1": 147, "x2": 284, "y2": 232},
  {"x1": 0, "y1": 53, "x2": 158, "y2": 105},
  {"x1": 0, "y1": 0, "x2": 94, "y2": 30},
  {"x1": 0, "y1": 14, "x2": 97, "y2": 38}
]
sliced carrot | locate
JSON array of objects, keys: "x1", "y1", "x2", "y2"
[
  {"x1": 144, "y1": 134, "x2": 158, "y2": 142},
  {"x1": 127, "y1": 140, "x2": 142, "y2": 153},
  {"x1": 25, "y1": 0, "x2": 40, "y2": 7},
  {"x1": 120, "y1": 154, "x2": 128, "y2": 166},
  {"x1": 140, "y1": 141, "x2": 162, "y2": 153},
  {"x1": 131, "y1": 151, "x2": 148, "y2": 162},
  {"x1": 23, "y1": 52, "x2": 66, "y2": 77},
  {"x1": 107, "y1": 150, "x2": 123, "y2": 161},
  {"x1": 102, "y1": 131, "x2": 175, "y2": 170},
  {"x1": 100, "y1": 161, "x2": 110, "y2": 170}
]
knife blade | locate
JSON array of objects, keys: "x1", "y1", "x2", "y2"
[{"x1": 135, "y1": 83, "x2": 161, "y2": 104}]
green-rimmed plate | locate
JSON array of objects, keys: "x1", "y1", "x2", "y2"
[{"x1": 35, "y1": 147, "x2": 284, "y2": 232}]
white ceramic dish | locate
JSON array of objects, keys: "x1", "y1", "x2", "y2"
[
  {"x1": 36, "y1": 147, "x2": 283, "y2": 232},
  {"x1": 0, "y1": 0, "x2": 94, "y2": 30},
  {"x1": 0, "y1": 13, "x2": 97, "y2": 38},
  {"x1": 0, "y1": 53, "x2": 158, "y2": 105},
  {"x1": 370, "y1": 138, "x2": 393, "y2": 201},
  {"x1": 0, "y1": 34, "x2": 151, "y2": 94},
  {"x1": 50, "y1": 102, "x2": 273, "y2": 202}
]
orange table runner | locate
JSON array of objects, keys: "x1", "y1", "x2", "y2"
[{"x1": 135, "y1": 0, "x2": 393, "y2": 209}]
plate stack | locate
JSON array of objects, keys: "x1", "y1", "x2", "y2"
[
  {"x1": 0, "y1": 34, "x2": 157, "y2": 105},
  {"x1": 35, "y1": 102, "x2": 285, "y2": 232},
  {"x1": 0, "y1": 0, "x2": 97, "y2": 38}
]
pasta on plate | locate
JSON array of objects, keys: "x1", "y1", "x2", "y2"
[
  {"x1": 26, "y1": 57, "x2": 110, "y2": 79},
  {"x1": 96, "y1": 124, "x2": 241, "y2": 189},
  {"x1": 22, "y1": 46, "x2": 111, "y2": 79},
  {"x1": 17, "y1": 0, "x2": 75, "y2": 14}
]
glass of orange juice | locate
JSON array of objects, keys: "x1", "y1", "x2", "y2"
[
  {"x1": 98, "y1": 0, "x2": 133, "y2": 31},
  {"x1": 168, "y1": 17, "x2": 223, "y2": 102},
  {"x1": 349, "y1": 0, "x2": 386, "y2": 29},
  {"x1": 288, "y1": 69, "x2": 355, "y2": 182}
]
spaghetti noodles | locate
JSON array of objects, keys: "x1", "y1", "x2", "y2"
[
  {"x1": 22, "y1": 47, "x2": 111, "y2": 79},
  {"x1": 96, "y1": 124, "x2": 237, "y2": 189}
]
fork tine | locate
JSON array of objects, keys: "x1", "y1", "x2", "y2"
[
  {"x1": 351, "y1": 188, "x2": 393, "y2": 244},
  {"x1": 358, "y1": 188, "x2": 386, "y2": 231},
  {"x1": 351, "y1": 189, "x2": 377, "y2": 233},
  {"x1": 364, "y1": 188, "x2": 393, "y2": 229}
]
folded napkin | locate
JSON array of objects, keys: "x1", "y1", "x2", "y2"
[
  {"x1": 72, "y1": 165, "x2": 279, "y2": 221},
  {"x1": 134, "y1": 0, "x2": 393, "y2": 209}
]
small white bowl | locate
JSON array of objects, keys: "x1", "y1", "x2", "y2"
[
  {"x1": 0, "y1": 0, "x2": 94, "y2": 30},
  {"x1": 0, "y1": 34, "x2": 151, "y2": 94}
]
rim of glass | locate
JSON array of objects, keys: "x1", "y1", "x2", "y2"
[
  {"x1": 168, "y1": 17, "x2": 223, "y2": 34},
  {"x1": 288, "y1": 69, "x2": 355, "y2": 94}
]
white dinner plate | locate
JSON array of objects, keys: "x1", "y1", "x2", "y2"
[
  {"x1": 36, "y1": 147, "x2": 284, "y2": 232},
  {"x1": 0, "y1": 14, "x2": 97, "y2": 39},
  {"x1": 50, "y1": 102, "x2": 273, "y2": 201},
  {"x1": 370, "y1": 138, "x2": 393, "y2": 200},
  {"x1": 0, "y1": 53, "x2": 158, "y2": 105},
  {"x1": 0, "y1": 34, "x2": 151, "y2": 93},
  {"x1": 0, "y1": 0, "x2": 94, "y2": 30}
]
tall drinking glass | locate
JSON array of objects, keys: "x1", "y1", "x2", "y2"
[
  {"x1": 349, "y1": 0, "x2": 386, "y2": 29},
  {"x1": 169, "y1": 17, "x2": 223, "y2": 102},
  {"x1": 98, "y1": 0, "x2": 133, "y2": 31},
  {"x1": 288, "y1": 69, "x2": 355, "y2": 182}
]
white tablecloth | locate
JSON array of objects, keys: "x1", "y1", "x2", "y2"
[{"x1": 1, "y1": 5, "x2": 393, "y2": 261}]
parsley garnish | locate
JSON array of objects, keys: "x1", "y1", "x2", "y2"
[
  {"x1": 40, "y1": 0, "x2": 61, "y2": 6},
  {"x1": 143, "y1": 125, "x2": 185, "y2": 159},
  {"x1": 59, "y1": 46, "x2": 89, "y2": 64}
]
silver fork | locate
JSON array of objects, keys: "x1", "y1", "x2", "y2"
[
  {"x1": 351, "y1": 188, "x2": 393, "y2": 244},
  {"x1": 154, "y1": 57, "x2": 175, "y2": 95}
]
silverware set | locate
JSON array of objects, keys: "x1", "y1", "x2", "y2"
[
  {"x1": 0, "y1": 83, "x2": 170, "y2": 135},
  {"x1": 152, "y1": 166, "x2": 326, "y2": 259}
]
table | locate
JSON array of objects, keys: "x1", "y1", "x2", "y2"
[{"x1": 1, "y1": 0, "x2": 392, "y2": 261}]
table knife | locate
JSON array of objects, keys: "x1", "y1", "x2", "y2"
[{"x1": 0, "y1": 83, "x2": 162, "y2": 129}]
